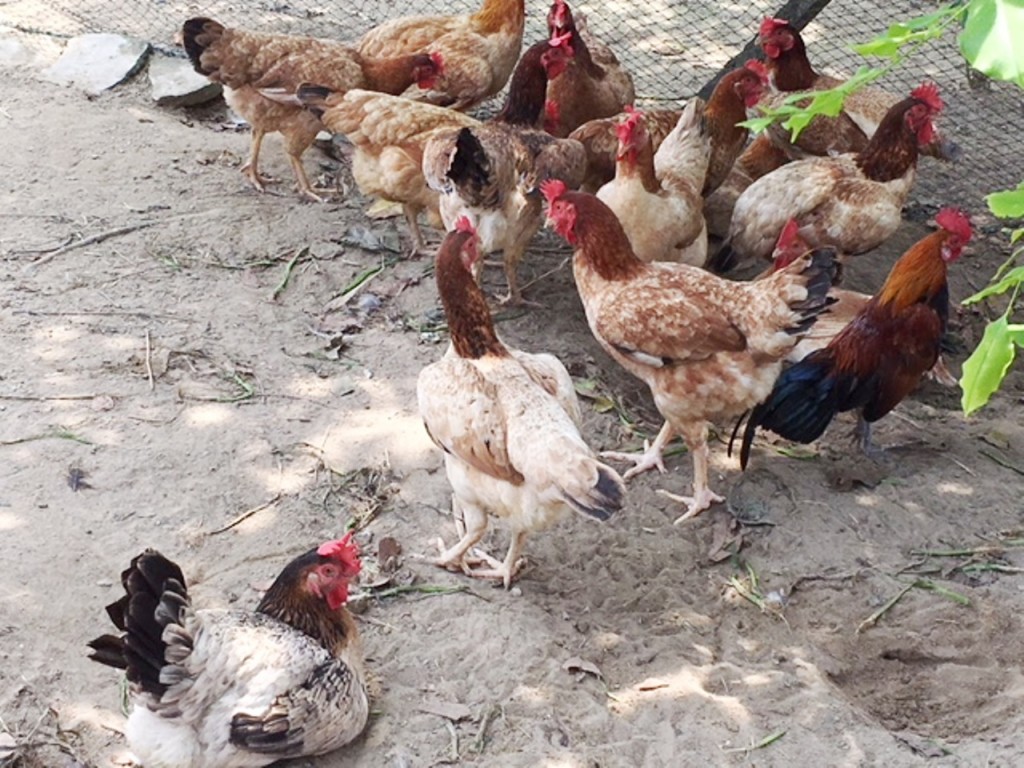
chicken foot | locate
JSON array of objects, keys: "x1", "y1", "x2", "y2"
[
  {"x1": 656, "y1": 431, "x2": 724, "y2": 523},
  {"x1": 287, "y1": 154, "x2": 331, "y2": 203},
  {"x1": 601, "y1": 421, "x2": 675, "y2": 481},
  {"x1": 428, "y1": 500, "x2": 525, "y2": 588}
]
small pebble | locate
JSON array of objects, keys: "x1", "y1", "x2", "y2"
[
  {"x1": 509, "y1": 586, "x2": 523, "y2": 597},
  {"x1": 96, "y1": 578, "x2": 113, "y2": 588}
]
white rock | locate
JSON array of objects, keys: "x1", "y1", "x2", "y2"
[
  {"x1": 43, "y1": 33, "x2": 151, "y2": 95},
  {"x1": 148, "y1": 53, "x2": 221, "y2": 107}
]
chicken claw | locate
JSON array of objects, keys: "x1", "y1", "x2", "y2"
[
  {"x1": 600, "y1": 422, "x2": 675, "y2": 481},
  {"x1": 657, "y1": 487, "x2": 725, "y2": 523}
]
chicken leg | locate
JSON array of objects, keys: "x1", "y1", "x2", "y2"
[
  {"x1": 601, "y1": 421, "x2": 676, "y2": 480},
  {"x1": 656, "y1": 427, "x2": 724, "y2": 523},
  {"x1": 240, "y1": 128, "x2": 276, "y2": 191}
]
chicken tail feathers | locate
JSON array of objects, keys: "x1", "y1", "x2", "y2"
[
  {"x1": 295, "y1": 83, "x2": 334, "y2": 119},
  {"x1": 88, "y1": 550, "x2": 191, "y2": 698},
  {"x1": 707, "y1": 242, "x2": 739, "y2": 274},
  {"x1": 447, "y1": 127, "x2": 497, "y2": 208},
  {"x1": 735, "y1": 347, "x2": 874, "y2": 469},
  {"x1": 784, "y1": 247, "x2": 840, "y2": 335},
  {"x1": 181, "y1": 17, "x2": 225, "y2": 77},
  {"x1": 563, "y1": 462, "x2": 626, "y2": 522}
]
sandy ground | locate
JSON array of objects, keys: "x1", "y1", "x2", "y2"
[{"x1": 2, "y1": 46, "x2": 1024, "y2": 768}]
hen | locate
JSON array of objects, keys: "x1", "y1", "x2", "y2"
[
  {"x1": 417, "y1": 219, "x2": 625, "y2": 587},
  {"x1": 543, "y1": 0, "x2": 636, "y2": 137},
  {"x1": 87, "y1": 536, "x2": 367, "y2": 768},
  {"x1": 543, "y1": 181, "x2": 837, "y2": 520},
  {"x1": 422, "y1": 38, "x2": 585, "y2": 303},
  {"x1": 716, "y1": 82, "x2": 945, "y2": 271},
  {"x1": 571, "y1": 61, "x2": 768, "y2": 195},
  {"x1": 704, "y1": 132, "x2": 790, "y2": 241},
  {"x1": 181, "y1": 17, "x2": 442, "y2": 202},
  {"x1": 356, "y1": 0, "x2": 524, "y2": 110},
  {"x1": 736, "y1": 208, "x2": 971, "y2": 465},
  {"x1": 758, "y1": 17, "x2": 958, "y2": 161},
  {"x1": 595, "y1": 102, "x2": 709, "y2": 265},
  {"x1": 300, "y1": 37, "x2": 575, "y2": 256}
]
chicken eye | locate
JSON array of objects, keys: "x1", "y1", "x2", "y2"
[{"x1": 321, "y1": 564, "x2": 338, "y2": 579}]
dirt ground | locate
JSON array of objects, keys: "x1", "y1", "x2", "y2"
[{"x1": 2, "y1": 47, "x2": 1024, "y2": 768}]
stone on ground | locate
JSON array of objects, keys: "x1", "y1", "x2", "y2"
[
  {"x1": 148, "y1": 53, "x2": 221, "y2": 107},
  {"x1": 43, "y1": 33, "x2": 150, "y2": 95}
]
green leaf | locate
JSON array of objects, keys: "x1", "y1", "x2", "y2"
[
  {"x1": 737, "y1": 116, "x2": 776, "y2": 134},
  {"x1": 1012, "y1": 228, "x2": 1024, "y2": 245},
  {"x1": 960, "y1": 0, "x2": 1024, "y2": 88},
  {"x1": 962, "y1": 265, "x2": 1024, "y2": 304},
  {"x1": 961, "y1": 315, "x2": 1018, "y2": 415},
  {"x1": 986, "y1": 183, "x2": 1024, "y2": 218}
]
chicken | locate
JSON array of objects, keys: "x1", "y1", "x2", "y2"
[
  {"x1": 417, "y1": 219, "x2": 625, "y2": 587},
  {"x1": 704, "y1": 132, "x2": 790, "y2": 241},
  {"x1": 87, "y1": 536, "x2": 367, "y2": 768},
  {"x1": 715, "y1": 82, "x2": 945, "y2": 272},
  {"x1": 770, "y1": 219, "x2": 958, "y2": 385},
  {"x1": 542, "y1": 181, "x2": 837, "y2": 520},
  {"x1": 422, "y1": 38, "x2": 585, "y2": 304},
  {"x1": 735, "y1": 208, "x2": 971, "y2": 465},
  {"x1": 299, "y1": 37, "x2": 575, "y2": 257},
  {"x1": 543, "y1": 0, "x2": 636, "y2": 138},
  {"x1": 181, "y1": 17, "x2": 442, "y2": 202},
  {"x1": 595, "y1": 102, "x2": 709, "y2": 266},
  {"x1": 570, "y1": 61, "x2": 768, "y2": 195},
  {"x1": 758, "y1": 17, "x2": 959, "y2": 161},
  {"x1": 356, "y1": 0, "x2": 524, "y2": 110}
]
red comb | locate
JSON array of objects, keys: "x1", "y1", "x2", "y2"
[
  {"x1": 935, "y1": 207, "x2": 971, "y2": 241},
  {"x1": 318, "y1": 532, "x2": 360, "y2": 565},
  {"x1": 430, "y1": 51, "x2": 445, "y2": 72},
  {"x1": 541, "y1": 178, "x2": 567, "y2": 205},
  {"x1": 759, "y1": 17, "x2": 789, "y2": 37},
  {"x1": 744, "y1": 59, "x2": 769, "y2": 83},
  {"x1": 911, "y1": 82, "x2": 943, "y2": 113},
  {"x1": 777, "y1": 219, "x2": 800, "y2": 248},
  {"x1": 455, "y1": 215, "x2": 475, "y2": 235}
]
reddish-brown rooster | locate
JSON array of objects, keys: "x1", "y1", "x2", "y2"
[{"x1": 736, "y1": 208, "x2": 971, "y2": 465}]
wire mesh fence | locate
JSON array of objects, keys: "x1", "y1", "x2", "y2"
[{"x1": 2, "y1": 0, "x2": 1021, "y2": 215}]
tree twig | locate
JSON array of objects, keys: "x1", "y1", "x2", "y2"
[
  {"x1": 207, "y1": 493, "x2": 283, "y2": 535},
  {"x1": 28, "y1": 222, "x2": 159, "y2": 265}
]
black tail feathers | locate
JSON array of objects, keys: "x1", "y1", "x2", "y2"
[
  {"x1": 87, "y1": 550, "x2": 189, "y2": 697},
  {"x1": 295, "y1": 83, "x2": 334, "y2": 118},
  {"x1": 786, "y1": 247, "x2": 839, "y2": 335},
  {"x1": 565, "y1": 464, "x2": 625, "y2": 522},
  {"x1": 181, "y1": 17, "x2": 222, "y2": 75}
]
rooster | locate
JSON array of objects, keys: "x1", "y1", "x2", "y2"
[
  {"x1": 715, "y1": 82, "x2": 945, "y2": 272},
  {"x1": 422, "y1": 38, "x2": 585, "y2": 304},
  {"x1": 596, "y1": 103, "x2": 709, "y2": 265},
  {"x1": 417, "y1": 219, "x2": 625, "y2": 586},
  {"x1": 758, "y1": 17, "x2": 959, "y2": 162},
  {"x1": 736, "y1": 208, "x2": 971, "y2": 466},
  {"x1": 356, "y1": 0, "x2": 524, "y2": 111},
  {"x1": 570, "y1": 61, "x2": 768, "y2": 195},
  {"x1": 181, "y1": 17, "x2": 442, "y2": 202},
  {"x1": 543, "y1": 181, "x2": 837, "y2": 521},
  {"x1": 87, "y1": 536, "x2": 367, "y2": 768},
  {"x1": 543, "y1": 0, "x2": 636, "y2": 138}
]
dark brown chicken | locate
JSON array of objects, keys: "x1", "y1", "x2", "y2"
[{"x1": 736, "y1": 208, "x2": 971, "y2": 465}]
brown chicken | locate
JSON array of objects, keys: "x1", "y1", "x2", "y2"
[
  {"x1": 356, "y1": 0, "x2": 524, "y2": 110},
  {"x1": 596, "y1": 103, "x2": 709, "y2": 265},
  {"x1": 417, "y1": 219, "x2": 625, "y2": 587},
  {"x1": 422, "y1": 38, "x2": 585, "y2": 303},
  {"x1": 543, "y1": 0, "x2": 636, "y2": 138},
  {"x1": 736, "y1": 208, "x2": 971, "y2": 464},
  {"x1": 770, "y1": 219, "x2": 957, "y2": 386},
  {"x1": 758, "y1": 17, "x2": 959, "y2": 161},
  {"x1": 182, "y1": 17, "x2": 442, "y2": 202},
  {"x1": 569, "y1": 61, "x2": 768, "y2": 194},
  {"x1": 87, "y1": 536, "x2": 367, "y2": 768},
  {"x1": 543, "y1": 181, "x2": 837, "y2": 520},
  {"x1": 717, "y1": 82, "x2": 945, "y2": 271}
]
